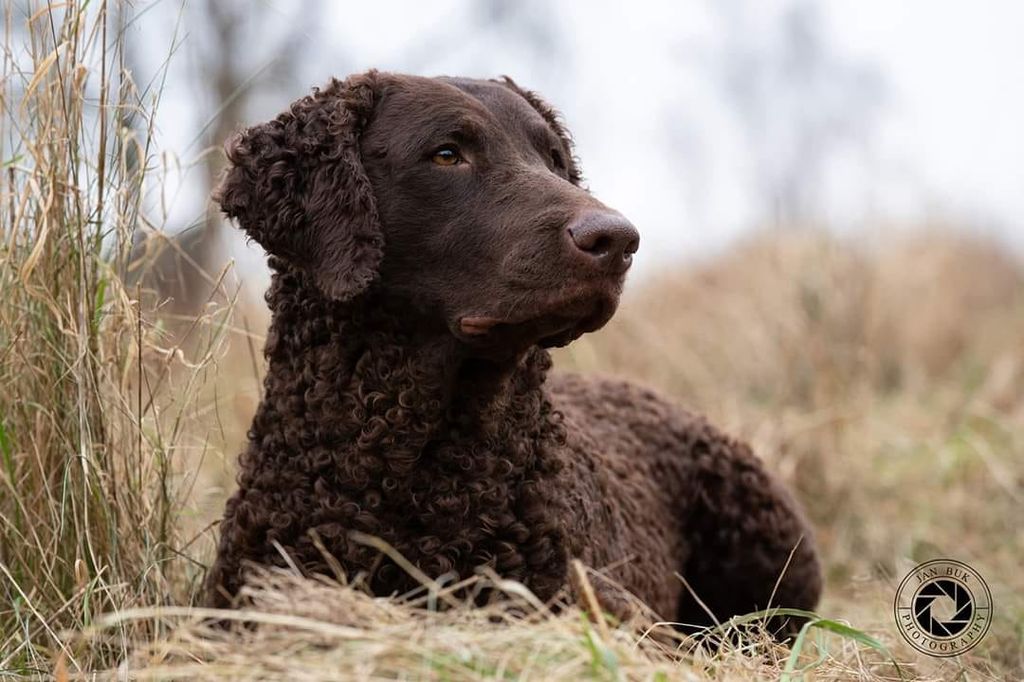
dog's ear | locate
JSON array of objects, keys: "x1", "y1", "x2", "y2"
[
  {"x1": 215, "y1": 72, "x2": 384, "y2": 301},
  {"x1": 497, "y1": 77, "x2": 583, "y2": 187}
]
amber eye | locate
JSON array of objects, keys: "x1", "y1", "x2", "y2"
[{"x1": 431, "y1": 146, "x2": 462, "y2": 166}]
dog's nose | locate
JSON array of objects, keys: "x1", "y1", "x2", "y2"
[{"x1": 567, "y1": 212, "x2": 640, "y2": 273}]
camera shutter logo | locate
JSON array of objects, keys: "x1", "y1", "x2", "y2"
[{"x1": 894, "y1": 559, "x2": 992, "y2": 657}]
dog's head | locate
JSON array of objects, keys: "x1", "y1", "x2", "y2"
[{"x1": 217, "y1": 71, "x2": 639, "y2": 356}]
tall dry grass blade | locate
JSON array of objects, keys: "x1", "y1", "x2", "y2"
[{"x1": 0, "y1": 0, "x2": 224, "y2": 673}]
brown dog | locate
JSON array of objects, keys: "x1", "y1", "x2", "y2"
[{"x1": 206, "y1": 71, "x2": 821, "y2": 632}]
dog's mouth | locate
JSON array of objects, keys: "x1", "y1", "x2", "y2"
[
  {"x1": 455, "y1": 280, "x2": 621, "y2": 352},
  {"x1": 459, "y1": 306, "x2": 607, "y2": 348}
]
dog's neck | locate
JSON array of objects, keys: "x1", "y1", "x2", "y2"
[
  {"x1": 252, "y1": 265, "x2": 563, "y2": 480},
  {"x1": 235, "y1": 265, "x2": 570, "y2": 596}
]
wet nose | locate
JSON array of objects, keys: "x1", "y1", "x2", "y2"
[{"x1": 566, "y1": 212, "x2": 640, "y2": 273}]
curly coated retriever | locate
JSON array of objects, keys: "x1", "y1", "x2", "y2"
[{"x1": 205, "y1": 71, "x2": 822, "y2": 631}]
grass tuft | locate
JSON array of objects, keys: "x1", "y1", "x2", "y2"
[{"x1": 0, "y1": 1, "x2": 221, "y2": 674}]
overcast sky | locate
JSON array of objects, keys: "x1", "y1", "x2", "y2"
[{"x1": 141, "y1": 0, "x2": 1024, "y2": 276}]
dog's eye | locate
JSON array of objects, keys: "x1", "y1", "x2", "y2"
[
  {"x1": 431, "y1": 146, "x2": 462, "y2": 166},
  {"x1": 551, "y1": 148, "x2": 566, "y2": 171}
]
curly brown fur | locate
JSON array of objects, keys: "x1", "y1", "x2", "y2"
[{"x1": 206, "y1": 71, "x2": 822, "y2": 633}]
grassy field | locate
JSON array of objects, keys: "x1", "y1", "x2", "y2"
[{"x1": 1, "y1": 4, "x2": 1022, "y2": 680}]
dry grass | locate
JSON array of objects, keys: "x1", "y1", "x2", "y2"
[
  {"x1": 82, "y1": 567, "x2": 905, "y2": 681},
  {"x1": 2, "y1": 2, "x2": 1023, "y2": 679},
  {"x1": 0, "y1": 2, "x2": 223, "y2": 675}
]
